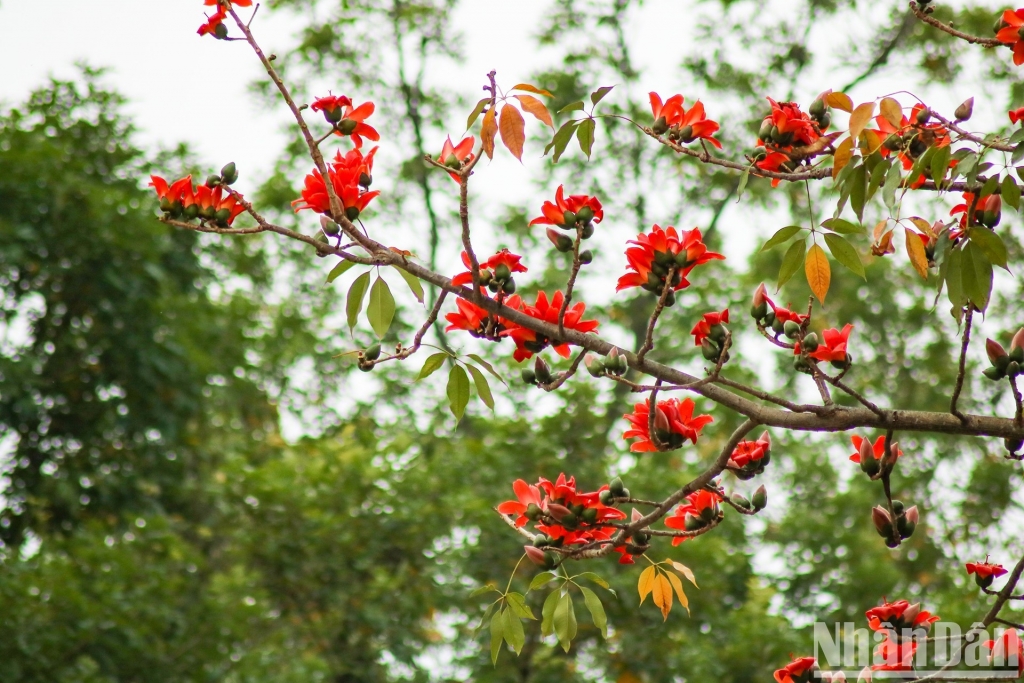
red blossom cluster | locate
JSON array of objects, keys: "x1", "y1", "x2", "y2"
[
  {"x1": 692, "y1": 309, "x2": 730, "y2": 363},
  {"x1": 293, "y1": 145, "x2": 380, "y2": 220},
  {"x1": 497, "y1": 474, "x2": 627, "y2": 569},
  {"x1": 871, "y1": 103, "x2": 950, "y2": 188},
  {"x1": 752, "y1": 96, "x2": 830, "y2": 185},
  {"x1": 664, "y1": 490, "x2": 722, "y2": 545},
  {"x1": 996, "y1": 9, "x2": 1024, "y2": 65},
  {"x1": 727, "y1": 430, "x2": 772, "y2": 479},
  {"x1": 150, "y1": 172, "x2": 245, "y2": 227},
  {"x1": 951, "y1": 191, "x2": 1001, "y2": 231},
  {"x1": 794, "y1": 324, "x2": 854, "y2": 366},
  {"x1": 311, "y1": 95, "x2": 380, "y2": 148},
  {"x1": 451, "y1": 249, "x2": 527, "y2": 290},
  {"x1": 622, "y1": 398, "x2": 713, "y2": 452},
  {"x1": 616, "y1": 225, "x2": 723, "y2": 302},
  {"x1": 438, "y1": 136, "x2": 475, "y2": 182},
  {"x1": 649, "y1": 92, "x2": 722, "y2": 148},
  {"x1": 751, "y1": 283, "x2": 808, "y2": 335},
  {"x1": 197, "y1": 0, "x2": 251, "y2": 38},
  {"x1": 967, "y1": 560, "x2": 1008, "y2": 589}
]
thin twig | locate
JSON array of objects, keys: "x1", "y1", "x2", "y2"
[
  {"x1": 636, "y1": 268, "x2": 675, "y2": 364},
  {"x1": 557, "y1": 224, "x2": 585, "y2": 338},
  {"x1": 951, "y1": 306, "x2": 974, "y2": 422},
  {"x1": 909, "y1": 2, "x2": 1003, "y2": 49}
]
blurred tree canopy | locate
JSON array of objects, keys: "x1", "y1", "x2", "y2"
[{"x1": 1, "y1": 1, "x2": 1023, "y2": 682}]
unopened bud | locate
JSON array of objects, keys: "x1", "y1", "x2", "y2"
[
  {"x1": 578, "y1": 249, "x2": 593, "y2": 265},
  {"x1": 954, "y1": 97, "x2": 974, "y2": 122},
  {"x1": 730, "y1": 493, "x2": 752, "y2": 510},
  {"x1": 585, "y1": 354, "x2": 604, "y2": 377},
  {"x1": 1011, "y1": 328, "x2": 1024, "y2": 361},
  {"x1": 561, "y1": 210, "x2": 577, "y2": 228},
  {"x1": 653, "y1": 407, "x2": 671, "y2": 434},
  {"x1": 521, "y1": 368, "x2": 537, "y2": 385},
  {"x1": 752, "y1": 485, "x2": 768, "y2": 511},
  {"x1": 320, "y1": 216, "x2": 340, "y2": 235},
  {"x1": 987, "y1": 338, "x2": 1009, "y2": 366},
  {"x1": 609, "y1": 477, "x2": 626, "y2": 497},
  {"x1": 802, "y1": 332, "x2": 819, "y2": 352},
  {"x1": 902, "y1": 603, "x2": 921, "y2": 626},
  {"x1": 363, "y1": 343, "x2": 381, "y2": 361},
  {"x1": 546, "y1": 228, "x2": 574, "y2": 253},
  {"x1": 220, "y1": 162, "x2": 237, "y2": 184},
  {"x1": 338, "y1": 118, "x2": 359, "y2": 135},
  {"x1": 524, "y1": 545, "x2": 551, "y2": 567},
  {"x1": 915, "y1": 108, "x2": 932, "y2": 126},
  {"x1": 205, "y1": 174, "x2": 221, "y2": 188},
  {"x1": 872, "y1": 506, "x2": 893, "y2": 538},
  {"x1": 576, "y1": 206, "x2": 594, "y2": 224},
  {"x1": 598, "y1": 489, "x2": 614, "y2": 505},
  {"x1": 783, "y1": 320, "x2": 801, "y2": 339},
  {"x1": 701, "y1": 338, "x2": 721, "y2": 361},
  {"x1": 534, "y1": 356, "x2": 553, "y2": 384},
  {"x1": 546, "y1": 503, "x2": 571, "y2": 521}
]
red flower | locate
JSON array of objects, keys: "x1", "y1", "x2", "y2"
[
  {"x1": 728, "y1": 431, "x2": 772, "y2": 471},
  {"x1": 755, "y1": 152, "x2": 793, "y2": 187},
  {"x1": 691, "y1": 309, "x2": 729, "y2": 347},
  {"x1": 500, "y1": 290, "x2": 599, "y2": 362},
  {"x1": 330, "y1": 100, "x2": 379, "y2": 148},
  {"x1": 622, "y1": 398, "x2": 713, "y2": 452},
  {"x1": 849, "y1": 434, "x2": 902, "y2": 464},
  {"x1": 451, "y1": 249, "x2": 527, "y2": 287},
  {"x1": 650, "y1": 92, "x2": 684, "y2": 127},
  {"x1": 665, "y1": 490, "x2": 723, "y2": 545},
  {"x1": 150, "y1": 174, "x2": 194, "y2": 214},
  {"x1": 332, "y1": 145, "x2": 377, "y2": 185},
  {"x1": 997, "y1": 10, "x2": 1024, "y2": 66},
  {"x1": 755, "y1": 283, "x2": 809, "y2": 326},
  {"x1": 764, "y1": 98, "x2": 820, "y2": 147},
  {"x1": 774, "y1": 657, "x2": 819, "y2": 683},
  {"x1": 865, "y1": 599, "x2": 939, "y2": 633},
  {"x1": 1011, "y1": 108, "x2": 1024, "y2": 125},
  {"x1": 204, "y1": 0, "x2": 253, "y2": 6},
  {"x1": 528, "y1": 185, "x2": 604, "y2": 228},
  {"x1": 292, "y1": 161, "x2": 381, "y2": 219},
  {"x1": 496, "y1": 479, "x2": 543, "y2": 527},
  {"x1": 871, "y1": 637, "x2": 917, "y2": 672},
  {"x1": 444, "y1": 297, "x2": 490, "y2": 335},
  {"x1": 197, "y1": 9, "x2": 228, "y2": 37},
  {"x1": 616, "y1": 225, "x2": 723, "y2": 293},
  {"x1": 649, "y1": 93, "x2": 722, "y2": 148},
  {"x1": 438, "y1": 136, "x2": 476, "y2": 182},
  {"x1": 310, "y1": 94, "x2": 353, "y2": 122},
  {"x1": 985, "y1": 629, "x2": 1024, "y2": 676},
  {"x1": 967, "y1": 561, "x2": 1008, "y2": 589},
  {"x1": 951, "y1": 191, "x2": 1001, "y2": 230},
  {"x1": 795, "y1": 324, "x2": 853, "y2": 363}
]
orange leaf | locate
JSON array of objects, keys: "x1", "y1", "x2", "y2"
[
  {"x1": 879, "y1": 97, "x2": 903, "y2": 129},
  {"x1": 832, "y1": 137, "x2": 853, "y2": 180},
  {"x1": 904, "y1": 227, "x2": 929, "y2": 279},
  {"x1": 859, "y1": 129, "x2": 881, "y2": 156},
  {"x1": 670, "y1": 561, "x2": 698, "y2": 587},
  {"x1": 825, "y1": 91, "x2": 854, "y2": 113},
  {"x1": 481, "y1": 108, "x2": 497, "y2": 160},
  {"x1": 510, "y1": 83, "x2": 553, "y2": 97},
  {"x1": 665, "y1": 569, "x2": 690, "y2": 614},
  {"x1": 849, "y1": 102, "x2": 875, "y2": 140},
  {"x1": 872, "y1": 219, "x2": 889, "y2": 241},
  {"x1": 805, "y1": 243, "x2": 831, "y2": 304},
  {"x1": 513, "y1": 94, "x2": 554, "y2": 129},
  {"x1": 652, "y1": 572, "x2": 673, "y2": 621},
  {"x1": 498, "y1": 103, "x2": 526, "y2": 161},
  {"x1": 638, "y1": 565, "x2": 657, "y2": 604},
  {"x1": 909, "y1": 216, "x2": 935, "y2": 238}
]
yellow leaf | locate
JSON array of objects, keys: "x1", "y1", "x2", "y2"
[
  {"x1": 665, "y1": 570, "x2": 690, "y2": 615},
  {"x1": 879, "y1": 97, "x2": 903, "y2": 129},
  {"x1": 670, "y1": 561, "x2": 698, "y2": 587},
  {"x1": 825, "y1": 91, "x2": 853, "y2": 113},
  {"x1": 498, "y1": 103, "x2": 526, "y2": 162},
  {"x1": 653, "y1": 572, "x2": 673, "y2": 621},
  {"x1": 872, "y1": 219, "x2": 889, "y2": 241},
  {"x1": 904, "y1": 227, "x2": 929, "y2": 279},
  {"x1": 849, "y1": 102, "x2": 875, "y2": 140},
  {"x1": 513, "y1": 94, "x2": 554, "y2": 129},
  {"x1": 481, "y1": 108, "x2": 497, "y2": 160},
  {"x1": 832, "y1": 137, "x2": 853, "y2": 180},
  {"x1": 638, "y1": 565, "x2": 657, "y2": 604},
  {"x1": 805, "y1": 243, "x2": 831, "y2": 304},
  {"x1": 510, "y1": 83, "x2": 553, "y2": 97},
  {"x1": 859, "y1": 129, "x2": 881, "y2": 156},
  {"x1": 909, "y1": 216, "x2": 935, "y2": 238}
]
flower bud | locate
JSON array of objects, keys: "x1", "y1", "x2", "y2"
[
  {"x1": 546, "y1": 228, "x2": 574, "y2": 253},
  {"x1": 701, "y1": 338, "x2": 721, "y2": 361},
  {"x1": 220, "y1": 162, "x2": 238, "y2": 185},
  {"x1": 758, "y1": 118, "x2": 774, "y2": 141},
  {"x1": 983, "y1": 366, "x2": 1006, "y2": 381},
  {"x1": 534, "y1": 356, "x2": 553, "y2": 385},
  {"x1": 546, "y1": 503, "x2": 571, "y2": 521},
  {"x1": 653, "y1": 407, "x2": 671, "y2": 434},
  {"x1": 609, "y1": 477, "x2": 626, "y2": 497},
  {"x1": 1010, "y1": 328, "x2": 1024, "y2": 362},
  {"x1": 915, "y1": 108, "x2": 932, "y2": 126},
  {"x1": 581, "y1": 223, "x2": 595, "y2": 239},
  {"x1": 501, "y1": 278, "x2": 516, "y2": 296},
  {"x1": 730, "y1": 493, "x2": 752, "y2": 510},
  {"x1": 584, "y1": 354, "x2": 605, "y2": 377},
  {"x1": 578, "y1": 249, "x2": 594, "y2": 265},
  {"x1": 905, "y1": 505, "x2": 919, "y2": 525},
  {"x1": 652, "y1": 116, "x2": 669, "y2": 135},
  {"x1": 751, "y1": 284, "x2": 769, "y2": 320},
  {"x1": 801, "y1": 332, "x2": 819, "y2": 352},
  {"x1": 902, "y1": 603, "x2": 921, "y2": 626},
  {"x1": 599, "y1": 489, "x2": 614, "y2": 505},
  {"x1": 1005, "y1": 437, "x2": 1023, "y2": 454},
  {"x1": 809, "y1": 97, "x2": 826, "y2": 118},
  {"x1": 561, "y1": 210, "x2": 577, "y2": 228},
  {"x1": 784, "y1": 320, "x2": 801, "y2": 339},
  {"x1": 524, "y1": 545, "x2": 552, "y2": 568},
  {"x1": 363, "y1": 343, "x2": 381, "y2": 361},
  {"x1": 338, "y1": 118, "x2": 359, "y2": 135},
  {"x1": 872, "y1": 506, "x2": 894, "y2": 538},
  {"x1": 891, "y1": 499, "x2": 905, "y2": 516},
  {"x1": 752, "y1": 485, "x2": 768, "y2": 511},
  {"x1": 987, "y1": 338, "x2": 1009, "y2": 366},
  {"x1": 521, "y1": 368, "x2": 537, "y2": 385},
  {"x1": 205, "y1": 174, "x2": 221, "y2": 188},
  {"x1": 576, "y1": 206, "x2": 594, "y2": 224},
  {"x1": 954, "y1": 97, "x2": 974, "y2": 122}
]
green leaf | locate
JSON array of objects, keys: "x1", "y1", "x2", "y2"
[
  {"x1": 580, "y1": 586, "x2": 608, "y2": 637},
  {"x1": 502, "y1": 606, "x2": 525, "y2": 654},
  {"x1": 367, "y1": 276, "x2": 395, "y2": 339},
  {"x1": 736, "y1": 167, "x2": 751, "y2": 201},
  {"x1": 1003, "y1": 175, "x2": 1021, "y2": 212},
  {"x1": 1013, "y1": 141, "x2": 1024, "y2": 165},
  {"x1": 416, "y1": 352, "x2": 448, "y2": 381},
  {"x1": 574, "y1": 572, "x2": 610, "y2": 589},
  {"x1": 956, "y1": 153, "x2": 977, "y2": 180},
  {"x1": 465, "y1": 363, "x2": 495, "y2": 411},
  {"x1": 944, "y1": 245, "x2": 966, "y2": 316},
  {"x1": 820, "y1": 218, "x2": 864, "y2": 235},
  {"x1": 505, "y1": 592, "x2": 535, "y2": 620},
  {"x1": 930, "y1": 145, "x2": 951, "y2": 187},
  {"x1": 470, "y1": 584, "x2": 499, "y2": 598},
  {"x1": 529, "y1": 571, "x2": 558, "y2": 592},
  {"x1": 393, "y1": 266, "x2": 424, "y2": 304},
  {"x1": 590, "y1": 85, "x2": 614, "y2": 107},
  {"x1": 867, "y1": 157, "x2": 890, "y2": 201},
  {"x1": 553, "y1": 592, "x2": 577, "y2": 653},
  {"x1": 961, "y1": 241, "x2": 993, "y2": 311},
  {"x1": 490, "y1": 609, "x2": 504, "y2": 665},
  {"x1": 576, "y1": 118, "x2": 596, "y2": 159},
  {"x1": 466, "y1": 97, "x2": 490, "y2": 131},
  {"x1": 558, "y1": 100, "x2": 585, "y2": 114},
  {"x1": 346, "y1": 271, "x2": 371, "y2": 333},
  {"x1": 541, "y1": 588, "x2": 561, "y2": 636},
  {"x1": 446, "y1": 365, "x2": 471, "y2": 421},
  {"x1": 1011, "y1": 128, "x2": 1024, "y2": 144},
  {"x1": 467, "y1": 353, "x2": 504, "y2": 383},
  {"x1": 981, "y1": 174, "x2": 1000, "y2": 200},
  {"x1": 326, "y1": 259, "x2": 356, "y2": 284},
  {"x1": 882, "y1": 162, "x2": 902, "y2": 210},
  {"x1": 823, "y1": 233, "x2": 865, "y2": 279},
  {"x1": 545, "y1": 119, "x2": 579, "y2": 162},
  {"x1": 777, "y1": 239, "x2": 806, "y2": 289},
  {"x1": 849, "y1": 164, "x2": 868, "y2": 223},
  {"x1": 760, "y1": 225, "x2": 802, "y2": 252},
  {"x1": 968, "y1": 227, "x2": 1008, "y2": 270}
]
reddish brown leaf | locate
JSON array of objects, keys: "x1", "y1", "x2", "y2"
[
  {"x1": 498, "y1": 103, "x2": 526, "y2": 161},
  {"x1": 513, "y1": 94, "x2": 554, "y2": 129},
  {"x1": 510, "y1": 83, "x2": 553, "y2": 97},
  {"x1": 481, "y1": 107, "x2": 497, "y2": 160}
]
